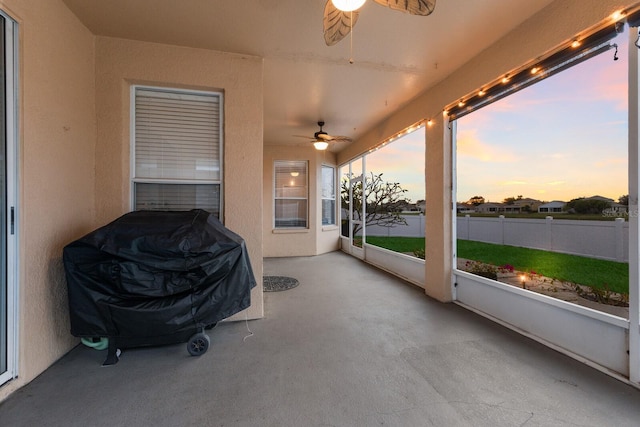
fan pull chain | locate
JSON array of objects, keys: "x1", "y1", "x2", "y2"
[{"x1": 349, "y1": 10, "x2": 354, "y2": 64}]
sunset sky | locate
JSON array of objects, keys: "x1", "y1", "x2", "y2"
[
  {"x1": 359, "y1": 30, "x2": 629, "y2": 206},
  {"x1": 456, "y1": 31, "x2": 628, "y2": 204},
  {"x1": 364, "y1": 128, "x2": 426, "y2": 202}
]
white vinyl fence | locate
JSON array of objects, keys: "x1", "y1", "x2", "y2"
[
  {"x1": 365, "y1": 214, "x2": 425, "y2": 237},
  {"x1": 365, "y1": 214, "x2": 629, "y2": 262},
  {"x1": 457, "y1": 215, "x2": 628, "y2": 262}
]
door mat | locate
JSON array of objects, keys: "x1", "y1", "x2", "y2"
[{"x1": 263, "y1": 276, "x2": 299, "y2": 292}]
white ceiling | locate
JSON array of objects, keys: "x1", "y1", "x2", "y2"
[{"x1": 62, "y1": 0, "x2": 555, "y2": 151}]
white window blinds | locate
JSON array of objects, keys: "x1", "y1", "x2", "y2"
[
  {"x1": 321, "y1": 165, "x2": 336, "y2": 225},
  {"x1": 132, "y1": 87, "x2": 223, "y2": 216},
  {"x1": 134, "y1": 88, "x2": 221, "y2": 181}
]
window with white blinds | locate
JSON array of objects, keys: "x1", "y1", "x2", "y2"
[
  {"x1": 274, "y1": 160, "x2": 308, "y2": 228},
  {"x1": 321, "y1": 165, "x2": 336, "y2": 226},
  {"x1": 132, "y1": 87, "x2": 223, "y2": 217}
]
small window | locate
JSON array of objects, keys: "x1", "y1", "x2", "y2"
[
  {"x1": 132, "y1": 86, "x2": 223, "y2": 217},
  {"x1": 321, "y1": 165, "x2": 336, "y2": 225},
  {"x1": 274, "y1": 160, "x2": 308, "y2": 228}
]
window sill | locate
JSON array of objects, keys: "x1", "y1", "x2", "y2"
[
  {"x1": 322, "y1": 225, "x2": 338, "y2": 232},
  {"x1": 272, "y1": 228, "x2": 310, "y2": 234}
]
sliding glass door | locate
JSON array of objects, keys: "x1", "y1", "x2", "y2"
[
  {"x1": 0, "y1": 12, "x2": 17, "y2": 387},
  {"x1": 0, "y1": 14, "x2": 6, "y2": 381}
]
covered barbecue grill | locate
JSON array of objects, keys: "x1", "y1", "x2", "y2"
[{"x1": 63, "y1": 209, "x2": 256, "y2": 365}]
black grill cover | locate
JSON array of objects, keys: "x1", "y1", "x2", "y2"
[{"x1": 63, "y1": 209, "x2": 256, "y2": 340}]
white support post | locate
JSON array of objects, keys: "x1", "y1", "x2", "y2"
[
  {"x1": 628, "y1": 27, "x2": 640, "y2": 385},
  {"x1": 546, "y1": 216, "x2": 554, "y2": 252},
  {"x1": 449, "y1": 118, "x2": 457, "y2": 300},
  {"x1": 362, "y1": 156, "x2": 366, "y2": 244}
]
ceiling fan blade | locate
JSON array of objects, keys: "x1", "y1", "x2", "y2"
[
  {"x1": 330, "y1": 136, "x2": 353, "y2": 142},
  {"x1": 316, "y1": 133, "x2": 333, "y2": 141},
  {"x1": 319, "y1": 133, "x2": 353, "y2": 142},
  {"x1": 323, "y1": 0, "x2": 360, "y2": 46},
  {"x1": 372, "y1": 0, "x2": 436, "y2": 16}
]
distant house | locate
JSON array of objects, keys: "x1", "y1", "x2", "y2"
[
  {"x1": 584, "y1": 195, "x2": 628, "y2": 215},
  {"x1": 512, "y1": 197, "x2": 543, "y2": 212},
  {"x1": 456, "y1": 203, "x2": 475, "y2": 214},
  {"x1": 401, "y1": 202, "x2": 421, "y2": 213},
  {"x1": 538, "y1": 201, "x2": 566, "y2": 213},
  {"x1": 475, "y1": 203, "x2": 503, "y2": 214},
  {"x1": 501, "y1": 204, "x2": 521, "y2": 213}
]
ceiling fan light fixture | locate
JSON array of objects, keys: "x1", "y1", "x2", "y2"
[
  {"x1": 331, "y1": 0, "x2": 366, "y2": 12},
  {"x1": 313, "y1": 141, "x2": 329, "y2": 150}
]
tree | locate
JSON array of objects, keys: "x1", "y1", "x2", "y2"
[
  {"x1": 468, "y1": 195, "x2": 485, "y2": 206},
  {"x1": 619, "y1": 194, "x2": 629, "y2": 206},
  {"x1": 341, "y1": 172, "x2": 409, "y2": 236},
  {"x1": 502, "y1": 195, "x2": 523, "y2": 205},
  {"x1": 566, "y1": 197, "x2": 612, "y2": 214}
]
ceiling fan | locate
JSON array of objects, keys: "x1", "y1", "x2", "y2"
[
  {"x1": 324, "y1": 0, "x2": 436, "y2": 46},
  {"x1": 295, "y1": 121, "x2": 352, "y2": 150}
]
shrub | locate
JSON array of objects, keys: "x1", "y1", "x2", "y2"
[
  {"x1": 464, "y1": 260, "x2": 498, "y2": 280},
  {"x1": 413, "y1": 248, "x2": 425, "y2": 259}
]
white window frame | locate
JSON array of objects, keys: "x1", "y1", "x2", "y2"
[
  {"x1": 321, "y1": 165, "x2": 336, "y2": 226},
  {"x1": 130, "y1": 85, "x2": 224, "y2": 218},
  {"x1": 273, "y1": 160, "x2": 308, "y2": 229},
  {"x1": 1, "y1": 11, "x2": 18, "y2": 387}
]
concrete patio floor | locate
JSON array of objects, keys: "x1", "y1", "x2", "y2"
[{"x1": 1, "y1": 250, "x2": 640, "y2": 426}]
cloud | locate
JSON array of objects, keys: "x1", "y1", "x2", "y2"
[
  {"x1": 546, "y1": 153, "x2": 568, "y2": 160},
  {"x1": 457, "y1": 128, "x2": 519, "y2": 162},
  {"x1": 595, "y1": 157, "x2": 626, "y2": 168},
  {"x1": 500, "y1": 180, "x2": 527, "y2": 186}
]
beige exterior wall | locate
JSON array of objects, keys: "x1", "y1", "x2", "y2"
[
  {"x1": 263, "y1": 145, "x2": 339, "y2": 257},
  {"x1": 337, "y1": 0, "x2": 637, "y2": 302},
  {"x1": 94, "y1": 37, "x2": 264, "y2": 321},
  {"x1": 0, "y1": 0, "x2": 97, "y2": 401}
]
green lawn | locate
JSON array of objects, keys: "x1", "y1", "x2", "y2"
[
  {"x1": 364, "y1": 236, "x2": 425, "y2": 253},
  {"x1": 364, "y1": 236, "x2": 629, "y2": 294}
]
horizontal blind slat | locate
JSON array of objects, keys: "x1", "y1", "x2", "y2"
[{"x1": 134, "y1": 87, "x2": 221, "y2": 181}]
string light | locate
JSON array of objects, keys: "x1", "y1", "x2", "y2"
[{"x1": 611, "y1": 10, "x2": 625, "y2": 21}]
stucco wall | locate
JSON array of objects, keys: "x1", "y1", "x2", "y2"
[
  {"x1": 263, "y1": 145, "x2": 339, "y2": 257},
  {"x1": 337, "y1": 0, "x2": 638, "y2": 302},
  {"x1": 0, "y1": 0, "x2": 96, "y2": 401},
  {"x1": 94, "y1": 37, "x2": 264, "y2": 321}
]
